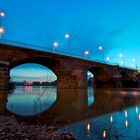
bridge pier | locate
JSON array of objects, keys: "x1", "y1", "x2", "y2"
[
  {"x1": 93, "y1": 78, "x2": 123, "y2": 88},
  {"x1": 57, "y1": 69, "x2": 87, "y2": 89},
  {"x1": 0, "y1": 61, "x2": 9, "y2": 89},
  {"x1": 0, "y1": 90, "x2": 8, "y2": 115}
]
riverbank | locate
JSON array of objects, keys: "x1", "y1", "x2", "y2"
[
  {"x1": 0, "y1": 116, "x2": 75, "y2": 140},
  {"x1": 95, "y1": 87, "x2": 140, "y2": 91}
]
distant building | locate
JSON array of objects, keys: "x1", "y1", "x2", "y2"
[{"x1": 32, "y1": 81, "x2": 41, "y2": 86}]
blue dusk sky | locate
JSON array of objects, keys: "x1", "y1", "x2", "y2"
[{"x1": 1, "y1": 0, "x2": 140, "y2": 81}]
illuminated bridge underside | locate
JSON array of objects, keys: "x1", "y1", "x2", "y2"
[{"x1": 0, "y1": 43, "x2": 139, "y2": 89}]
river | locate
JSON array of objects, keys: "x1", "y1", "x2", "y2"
[{"x1": 6, "y1": 86, "x2": 140, "y2": 139}]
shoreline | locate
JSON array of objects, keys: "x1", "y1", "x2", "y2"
[
  {"x1": 95, "y1": 87, "x2": 140, "y2": 91},
  {"x1": 1, "y1": 87, "x2": 140, "y2": 91},
  {"x1": 0, "y1": 115, "x2": 75, "y2": 140}
]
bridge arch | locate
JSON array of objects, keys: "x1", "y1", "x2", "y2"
[
  {"x1": 120, "y1": 71, "x2": 130, "y2": 79},
  {"x1": 9, "y1": 57, "x2": 62, "y2": 78},
  {"x1": 9, "y1": 56, "x2": 68, "y2": 89},
  {"x1": 88, "y1": 66, "x2": 113, "y2": 88},
  {"x1": 8, "y1": 56, "x2": 87, "y2": 89}
]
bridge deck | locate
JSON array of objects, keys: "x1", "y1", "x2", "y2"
[{"x1": 0, "y1": 39, "x2": 138, "y2": 71}]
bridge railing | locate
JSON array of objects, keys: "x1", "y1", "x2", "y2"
[{"x1": 0, "y1": 39, "x2": 139, "y2": 71}]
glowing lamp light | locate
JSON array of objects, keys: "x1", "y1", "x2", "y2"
[
  {"x1": 53, "y1": 42, "x2": 58, "y2": 53},
  {"x1": 65, "y1": 34, "x2": 70, "y2": 39},
  {"x1": 0, "y1": 12, "x2": 5, "y2": 17},
  {"x1": 98, "y1": 46, "x2": 103, "y2": 50},
  {"x1": 119, "y1": 53, "x2": 123, "y2": 57},
  {"x1": 53, "y1": 42, "x2": 58, "y2": 47},
  {"x1": 84, "y1": 50, "x2": 89, "y2": 59},
  {"x1": 106, "y1": 57, "x2": 110, "y2": 61},
  {"x1": 0, "y1": 27, "x2": 4, "y2": 34},
  {"x1": 85, "y1": 50, "x2": 89, "y2": 55}
]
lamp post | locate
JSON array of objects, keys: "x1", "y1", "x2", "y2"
[
  {"x1": 84, "y1": 50, "x2": 89, "y2": 59},
  {"x1": 106, "y1": 57, "x2": 110, "y2": 62},
  {"x1": 65, "y1": 34, "x2": 70, "y2": 56},
  {"x1": 53, "y1": 42, "x2": 58, "y2": 53},
  {"x1": 132, "y1": 58, "x2": 138, "y2": 69},
  {"x1": 119, "y1": 53, "x2": 125, "y2": 66},
  {"x1": 98, "y1": 45, "x2": 104, "y2": 61},
  {"x1": 0, "y1": 11, "x2": 5, "y2": 25},
  {"x1": 0, "y1": 11, "x2": 5, "y2": 39}
]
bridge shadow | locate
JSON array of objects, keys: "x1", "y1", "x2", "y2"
[{"x1": 12, "y1": 88, "x2": 140, "y2": 126}]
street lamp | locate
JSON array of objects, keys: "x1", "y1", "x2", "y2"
[
  {"x1": 0, "y1": 11, "x2": 5, "y2": 17},
  {"x1": 0, "y1": 11, "x2": 5, "y2": 39},
  {"x1": 132, "y1": 58, "x2": 138, "y2": 69},
  {"x1": 0, "y1": 11, "x2": 5, "y2": 25},
  {"x1": 84, "y1": 50, "x2": 89, "y2": 59},
  {"x1": 65, "y1": 34, "x2": 70, "y2": 56},
  {"x1": 98, "y1": 45, "x2": 104, "y2": 61},
  {"x1": 53, "y1": 42, "x2": 58, "y2": 53},
  {"x1": 106, "y1": 57, "x2": 110, "y2": 62},
  {"x1": 119, "y1": 53, "x2": 125, "y2": 66}
]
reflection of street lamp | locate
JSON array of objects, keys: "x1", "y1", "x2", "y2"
[
  {"x1": 102, "y1": 130, "x2": 107, "y2": 138},
  {"x1": 53, "y1": 42, "x2": 58, "y2": 53},
  {"x1": 98, "y1": 45, "x2": 104, "y2": 61},
  {"x1": 84, "y1": 50, "x2": 89, "y2": 59},
  {"x1": 110, "y1": 115, "x2": 113, "y2": 123},
  {"x1": 65, "y1": 34, "x2": 70, "y2": 56}
]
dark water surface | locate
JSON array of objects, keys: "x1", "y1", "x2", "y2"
[{"x1": 5, "y1": 86, "x2": 140, "y2": 139}]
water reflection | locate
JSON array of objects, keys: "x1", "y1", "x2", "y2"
[
  {"x1": 3, "y1": 87, "x2": 140, "y2": 139},
  {"x1": 6, "y1": 86, "x2": 57, "y2": 116},
  {"x1": 110, "y1": 115, "x2": 113, "y2": 123},
  {"x1": 60, "y1": 89, "x2": 140, "y2": 140}
]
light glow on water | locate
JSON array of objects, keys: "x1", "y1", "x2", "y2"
[
  {"x1": 86, "y1": 123, "x2": 91, "y2": 134},
  {"x1": 61, "y1": 90, "x2": 140, "y2": 140},
  {"x1": 136, "y1": 105, "x2": 139, "y2": 114},
  {"x1": 110, "y1": 115, "x2": 113, "y2": 123},
  {"x1": 6, "y1": 87, "x2": 140, "y2": 139},
  {"x1": 102, "y1": 130, "x2": 107, "y2": 138},
  {"x1": 125, "y1": 110, "x2": 128, "y2": 118},
  {"x1": 125, "y1": 120, "x2": 128, "y2": 128}
]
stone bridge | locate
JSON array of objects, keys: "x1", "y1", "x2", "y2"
[{"x1": 0, "y1": 42, "x2": 139, "y2": 89}]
